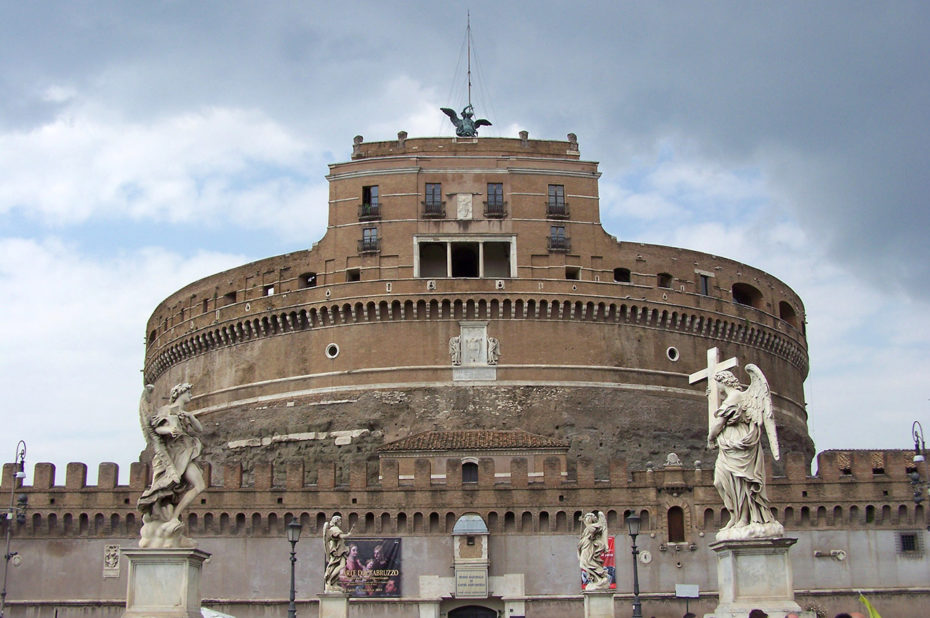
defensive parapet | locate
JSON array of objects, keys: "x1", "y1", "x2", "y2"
[{"x1": 3, "y1": 449, "x2": 923, "y2": 543}]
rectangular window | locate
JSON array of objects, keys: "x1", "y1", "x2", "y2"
[
  {"x1": 699, "y1": 274, "x2": 711, "y2": 296},
  {"x1": 547, "y1": 184, "x2": 568, "y2": 217},
  {"x1": 359, "y1": 227, "x2": 379, "y2": 253},
  {"x1": 426, "y1": 183, "x2": 442, "y2": 206},
  {"x1": 423, "y1": 183, "x2": 444, "y2": 217},
  {"x1": 360, "y1": 185, "x2": 380, "y2": 219},
  {"x1": 548, "y1": 226, "x2": 569, "y2": 252},
  {"x1": 485, "y1": 183, "x2": 505, "y2": 217},
  {"x1": 263, "y1": 285, "x2": 275, "y2": 296}
]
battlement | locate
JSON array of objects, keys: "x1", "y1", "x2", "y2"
[{"x1": 2, "y1": 449, "x2": 923, "y2": 542}]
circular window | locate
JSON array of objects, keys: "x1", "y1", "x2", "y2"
[
  {"x1": 666, "y1": 347, "x2": 680, "y2": 362},
  {"x1": 325, "y1": 343, "x2": 340, "y2": 359}
]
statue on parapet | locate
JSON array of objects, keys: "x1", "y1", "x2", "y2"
[
  {"x1": 707, "y1": 364, "x2": 784, "y2": 541},
  {"x1": 441, "y1": 104, "x2": 492, "y2": 137},
  {"x1": 323, "y1": 514, "x2": 350, "y2": 592},
  {"x1": 577, "y1": 510, "x2": 610, "y2": 590},
  {"x1": 136, "y1": 382, "x2": 207, "y2": 548}
]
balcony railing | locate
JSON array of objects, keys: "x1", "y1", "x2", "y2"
[
  {"x1": 547, "y1": 236, "x2": 571, "y2": 252},
  {"x1": 358, "y1": 203, "x2": 381, "y2": 220},
  {"x1": 358, "y1": 238, "x2": 381, "y2": 253},
  {"x1": 546, "y1": 201, "x2": 570, "y2": 218},
  {"x1": 483, "y1": 201, "x2": 507, "y2": 218},
  {"x1": 422, "y1": 201, "x2": 446, "y2": 218}
]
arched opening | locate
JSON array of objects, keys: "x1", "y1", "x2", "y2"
[
  {"x1": 667, "y1": 506, "x2": 685, "y2": 542},
  {"x1": 462, "y1": 461, "x2": 479, "y2": 484},
  {"x1": 298, "y1": 272, "x2": 317, "y2": 288},
  {"x1": 448, "y1": 606, "x2": 497, "y2": 618},
  {"x1": 779, "y1": 301, "x2": 799, "y2": 328},
  {"x1": 613, "y1": 267, "x2": 631, "y2": 283},
  {"x1": 732, "y1": 282, "x2": 763, "y2": 308}
]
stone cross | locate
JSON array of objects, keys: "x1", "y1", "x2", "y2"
[{"x1": 688, "y1": 347, "x2": 739, "y2": 428}]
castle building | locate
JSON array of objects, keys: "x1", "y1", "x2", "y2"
[{"x1": 2, "y1": 131, "x2": 927, "y2": 618}]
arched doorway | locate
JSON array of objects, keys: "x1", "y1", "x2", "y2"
[{"x1": 448, "y1": 605, "x2": 497, "y2": 618}]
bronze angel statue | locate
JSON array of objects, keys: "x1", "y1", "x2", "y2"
[
  {"x1": 440, "y1": 104, "x2": 492, "y2": 137},
  {"x1": 708, "y1": 364, "x2": 784, "y2": 540},
  {"x1": 136, "y1": 383, "x2": 207, "y2": 548},
  {"x1": 577, "y1": 511, "x2": 610, "y2": 590}
]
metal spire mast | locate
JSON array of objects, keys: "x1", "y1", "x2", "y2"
[{"x1": 467, "y1": 11, "x2": 472, "y2": 109}]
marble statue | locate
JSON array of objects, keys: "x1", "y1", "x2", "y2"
[
  {"x1": 440, "y1": 105, "x2": 492, "y2": 137},
  {"x1": 487, "y1": 337, "x2": 500, "y2": 365},
  {"x1": 449, "y1": 336, "x2": 462, "y2": 366},
  {"x1": 323, "y1": 514, "x2": 350, "y2": 592},
  {"x1": 137, "y1": 383, "x2": 207, "y2": 548},
  {"x1": 577, "y1": 511, "x2": 610, "y2": 590},
  {"x1": 707, "y1": 364, "x2": 784, "y2": 541}
]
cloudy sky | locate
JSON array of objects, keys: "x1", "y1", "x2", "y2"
[{"x1": 3, "y1": 2, "x2": 929, "y2": 482}]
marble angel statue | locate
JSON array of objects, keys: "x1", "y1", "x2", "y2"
[
  {"x1": 323, "y1": 515, "x2": 350, "y2": 592},
  {"x1": 708, "y1": 364, "x2": 784, "y2": 541},
  {"x1": 577, "y1": 510, "x2": 610, "y2": 590},
  {"x1": 136, "y1": 382, "x2": 207, "y2": 548}
]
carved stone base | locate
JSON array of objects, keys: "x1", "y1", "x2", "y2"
[
  {"x1": 318, "y1": 591, "x2": 349, "y2": 618},
  {"x1": 706, "y1": 537, "x2": 813, "y2": 618},
  {"x1": 122, "y1": 548, "x2": 210, "y2": 618},
  {"x1": 583, "y1": 589, "x2": 615, "y2": 618}
]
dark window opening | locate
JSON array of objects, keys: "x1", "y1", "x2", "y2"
[
  {"x1": 657, "y1": 272, "x2": 673, "y2": 288},
  {"x1": 263, "y1": 284, "x2": 275, "y2": 296},
  {"x1": 148, "y1": 329, "x2": 156, "y2": 344},
  {"x1": 901, "y1": 533, "x2": 918, "y2": 552},
  {"x1": 346, "y1": 268, "x2": 360, "y2": 282},
  {"x1": 732, "y1": 282, "x2": 763, "y2": 308},
  {"x1": 547, "y1": 184, "x2": 568, "y2": 217},
  {"x1": 298, "y1": 272, "x2": 317, "y2": 289},
  {"x1": 667, "y1": 506, "x2": 685, "y2": 543},
  {"x1": 451, "y1": 244, "x2": 479, "y2": 278},
  {"x1": 565, "y1": 266, "x2": 580, "y2": 280},
  {"x1": 779, "y1": 301, "x2": 799, "y2": 328},
  {"x1": 221, "y1": 291, "x2": 237, "y2": 307},
  {"x1": 484, "y1": 242, "x2": 511, "y2": 278},
  {"x1": 360, "y1": 185, "x2": 380, "y2": 219},
  {"x1": 613, "y1": 268, "x2": 631, "y2": 283},
  {"x1": 698, "y1": 274, "x2": 711, "y2": 296},
  {"x1": 202, "y1": 299, "x2": 209, "y2": 313},
  {"x1": 462, "y1": 462, "x2": 478, "y2": 483},
  {"x1": 419, "y1": 243, "x2": 447, "y2": 277}
]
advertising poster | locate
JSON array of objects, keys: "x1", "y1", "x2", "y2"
[
  {"x1": 338, "y1": 538, "x2": 402, "y2": 597},
  {"x1": 580, "y1": 536, "x2": 616, "y2": 590}
]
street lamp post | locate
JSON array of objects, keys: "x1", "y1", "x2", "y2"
[
  {"x1": 911, "y1": 421, "x2": 928, "y2": 506},
  {"x1": 287, "y1": 519, "x2": 302, "y2": 618},
  {"x1": 626, "y1": 513, "x2": 643, "y2": 618},
  {"x1": 1, "y1": 440, "x2": 27, "y2": 618}
]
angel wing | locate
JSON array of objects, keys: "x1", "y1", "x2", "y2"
[
  {"x1": 474, "y1": 119, "x2": 492, "y2": 129},
  {"x1": 440, "y1": 107, "x2": 461, "y2": 125},
  {"x1": 745, "y1": 364, "x2": 780, "y2": 460},
  {"x1": 139, "y1": 384, "x2": 180, "y2": 485},
  {"x1": 595, "y1": 511, "x2": 609, "y2": 550},
  {"x1": 323, "y1": 521, "x2": 331, "y2": 546}
]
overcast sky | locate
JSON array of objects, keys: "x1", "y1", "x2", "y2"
[{"x1": 3, "y1": 2, "x2": 929, "y2": 483}]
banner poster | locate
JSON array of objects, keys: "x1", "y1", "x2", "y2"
[
  {"x1": 580, "y1": 536, "x2": 616, "y2": 590},
  {"x1": 338, "y1": 538, "x2": 402, "y2": 597}
]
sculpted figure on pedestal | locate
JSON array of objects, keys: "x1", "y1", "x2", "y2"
[
  {"x1": 137, "y1": 382, "x2": 207, "y2": 548},
  {"x1": 577, "y1": 511, "x2": 610, "y2": 590},
  {"x1": 323, "y1": 515, "x2": 350, "y2": 592},
  {"x1": 707, "y1": 364, "x2": 784, "y2": 541}
]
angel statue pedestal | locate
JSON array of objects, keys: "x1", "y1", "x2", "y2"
[
  {"x1": 122, "y1": 548, "x2": 211, "y2": 618},
  {"x1": 318, "y1": 592, "x2": 350, "y2": 618},
  {"x1": 583, "y1": 589, "x2": 615, "y2": 618},
  {"x1": 705, "y1": 538, "x2": 811, "y2": 618}
]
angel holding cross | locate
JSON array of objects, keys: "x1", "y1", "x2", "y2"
[{"x1": 690, "y1": 349, "x2": 784, "y2": 540}]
